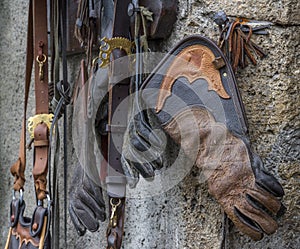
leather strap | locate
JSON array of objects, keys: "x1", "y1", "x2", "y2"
[
  {"x1": 106, "y1": 0, "x2": 131, "y2": 248},
  {"x1": 10, "y1": 0, "x2": 50, "y2": 201},
  {"x1": 107, "y1": 0, "x2": 131, "y2": 197},
  {"x1": 9, "y1": 0, "x2": 34, "y2": 192},
  {"x1": 32, "y1": 0, "x2": 50, "y2": 201},
  {"x1": 33, "y1": 0, "x2": 49, "y2": 114}
]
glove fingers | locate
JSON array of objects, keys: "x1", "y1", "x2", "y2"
[
  {"x1": 72, "y1": 198, "x2": 100, "y2": 232},
  {"x1": 130, "y1": 111, "x2": 165, "y2": 159},
  {"x1": 233, "y1": 206, "x2": 263, "y2": 241},
  {"x1": 69, "y1": 203, "x2": 86, "y2": 236},
  {"x1": 130, "y1": 123, "x2": 163, "y2": 161},
  {"x1": 242, "y1": 197, "x2": 278, "y2": 235},
  {"x1": 248, "y1": 188, "x2": 282, "y2": 214},
  {"x1": 78, "y1": 188, "x2": 106, "y2": 222},
  {"x1": 123, "y1": 137, "x2": 157, "y2": 178},
  {"x1": 132, "y1": 160, "x2": 158, "y2": 180},
  {"x1": 129, "y1": 124, "x2": 164, "y2": 172},
  {"x1": 131, "y1": 135, "x2": 163, "y2": 171},
  {"x1": 252, "y1": 155, "x2": 284, "y2": 197},
  {"x1": 121, "y1": 154, "x2": 140, "y2": 188},
  {"x1": 255, "y1": 172, "x2": 284, "y2": 198},
  {"x1": 82, "y1": 175, "x2": 106, "y2": 210},
  {"x1": 130, "y1": 129, "x2": 152, "y2": 152},
  {"x1": 134, "y1": 112, "x2": 163, "y2": 149}
]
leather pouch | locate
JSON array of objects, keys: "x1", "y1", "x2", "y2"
[{"x1": 5, "y1": 198, "x2": 51, "y2": 249}]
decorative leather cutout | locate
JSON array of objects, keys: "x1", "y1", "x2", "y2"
[
  {"x1": 155, "y1": 44, "x2": 230, "y2": 113},
  {"x1": 11, "y1": 223, "x2": 39, "y2": 249}
]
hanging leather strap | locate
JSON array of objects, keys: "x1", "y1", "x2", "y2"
[
  {"x1": 10, "y1": 0, "x2": 50, "y2": 202},
  {"x1": 10, "y1": 0, "x2": 34, "y2": 192},
  {"x1": 31, "y1": 0, "x2": 50, "y2": 201},
  {"x1": 11, "y1": 0, "x2": 49, "y2": 200},
  {"x1": 106, "y1": 0, "x2": 131, "y2": 248}
]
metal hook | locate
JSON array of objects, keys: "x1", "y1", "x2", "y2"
[{"x1": 19, "y1": 189, "x2": 24, "y2": 204}]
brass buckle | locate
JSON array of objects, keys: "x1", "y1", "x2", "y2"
[
  {"x1": 94, "y1": 37, "x2": 133, "y2": 68},
  {"x1": 28, "y1": 114, "x2": 54, "y2": 139}
]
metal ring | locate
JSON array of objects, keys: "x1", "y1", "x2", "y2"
[
  {"x1": 19, "y1": 189, "x2": 24, "y2": 204},
  {"x1": 36, "y1": 54, "x2": 47, "y2": 63},
  {"x1": 110, "y1": 198, "x2": 121, "y2": 207},
  {"x1": 46, "y1": 194, "x2": 52, "y2": 208}
]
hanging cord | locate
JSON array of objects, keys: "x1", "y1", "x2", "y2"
[
  {"x1": 49, "y1": 0, "x2": 61, "y2": 247},
  {"x1": 47, "y1": 80, "x2": 70, "y2": 247},
  {"x1": 49, "y1": 0, "x2": 55, "y2": 111},
  {"x1": 74, "y1": 0, "x2": 89, "y2": 47},
  {"x1": 134, "y1": 0, "x2": 143, "y2": 91},
  {"x1": 87, "y1": 0, "x2": 97, "y2": 68},
  {"x1": 60, "y1": 0, "x2": 70, "y2": 246},
  {"x1": 52, "y1": 0, "x2": 61, "y2": 111},
  {"x1": 132, "y1": 2, "x2": 153, "y2": 119},
  {"x1": 49, "y1": 0, "x2": 71, "y2": 246}
]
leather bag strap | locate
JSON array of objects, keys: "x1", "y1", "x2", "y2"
[
  {"x1": 32, "y1": 0, "x2": 50, "y2": 201},
  {"x1": 10, "y1": 0, "x2": 34, "y2": 192},
  {"x1": 10, "y1": 0, "x2": 50, "y2": 201}
]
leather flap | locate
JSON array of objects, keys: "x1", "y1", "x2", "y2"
[
  {"x1": 10, "y1": 199, "x2": 20, "y2": 228},
  {"x1": 30, "y1": 205, "x2": 47, "y2": 237}
]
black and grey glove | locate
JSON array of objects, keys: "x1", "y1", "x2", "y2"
[
  {"x1": 69, "y1": 163, "x2": 106, "y2": 236},
  {"x1": 121, "y1": 107, "x2": 168, "y2": 187}
]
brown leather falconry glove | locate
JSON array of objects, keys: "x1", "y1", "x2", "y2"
[{"x1": 163, "y1": 106, "x2": 285, "y2": 241}]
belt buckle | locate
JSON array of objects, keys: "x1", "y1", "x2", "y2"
[{"x1": 28, "y1": 114, "x2": 54, "y2": 139}]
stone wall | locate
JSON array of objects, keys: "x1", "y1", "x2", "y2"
[{"x1": 0, "y1": 0, "x2": 299, "y2": 248}]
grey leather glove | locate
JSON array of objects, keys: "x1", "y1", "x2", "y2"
[{"x1": 69, "y1": 163, "x2": 106, "y2": 236}]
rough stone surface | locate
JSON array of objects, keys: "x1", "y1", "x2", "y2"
[{"x1": 0, "y1": 0, "x2": 299, "y2": 249}]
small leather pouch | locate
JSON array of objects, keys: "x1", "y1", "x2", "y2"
[{"x1": 5, "y1": 198, "x2": 51, "y2": 249}]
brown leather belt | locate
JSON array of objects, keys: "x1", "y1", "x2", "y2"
[{"x1": 31, "y1": 0, "x2": 50, "y2": 202}]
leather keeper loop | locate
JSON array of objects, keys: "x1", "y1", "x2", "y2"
[
  {"x1": 34, "y1": 139, "x2": 49, "y2": 147},
  {"x1": 33, "y1": 122, "x2": 49, "y2": 200}
]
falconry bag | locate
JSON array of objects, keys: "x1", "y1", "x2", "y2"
[{"x1": 5, "y1": 0, "x2": 52, "y2": 248}]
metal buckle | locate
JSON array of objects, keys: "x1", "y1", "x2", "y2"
[
  {"x1": 28, "y1": 114, "x2": 54, "y2": 139},
  {"x1": 95, "y1": 37, "x2": 133, "y2": 68}
]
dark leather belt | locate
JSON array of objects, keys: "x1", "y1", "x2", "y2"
[{"x1": 105, "y1": 1, "x2": 132, "y2": 248}]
